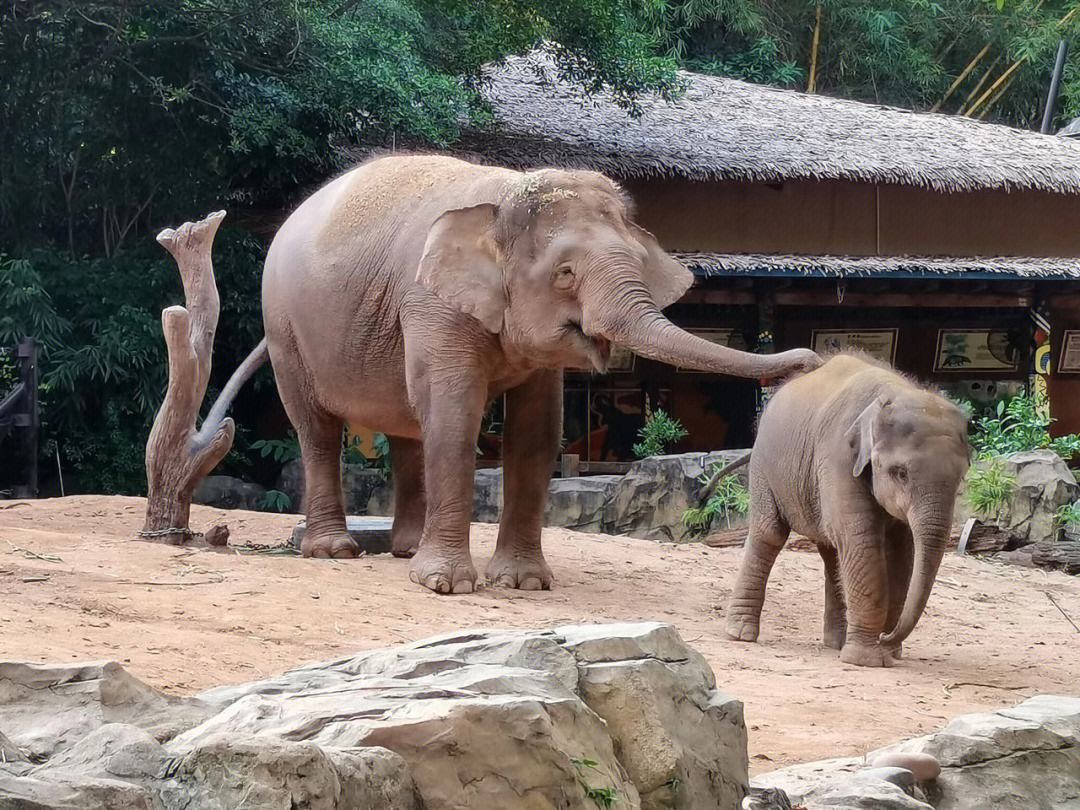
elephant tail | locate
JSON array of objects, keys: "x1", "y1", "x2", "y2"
[
  {"x1": 192, "y1": 338, "x2": 270, "y2": 451},
  {"x1": 696, "y1": 452, "x2": 752, "y2": 503}
]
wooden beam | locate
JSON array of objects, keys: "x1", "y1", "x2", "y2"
[
  {"x1": 774, "y1": 290, "x2": 1032, "y2": 308},
  {"x1": 681, "y1": 289, "x2": 757, "y2": 305}
]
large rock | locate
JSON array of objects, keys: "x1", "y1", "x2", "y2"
[
  {"x1": 0, "y1": 771, "x2": 156, "y2": 809},
  {"x1": 755, "y1": 694, "x2": 1080, "y2": 810},
  {"x1": 871, "y1": 694, "x2": 1080, "y2": 810},
  {"x1": 958, "y1": 450, "x2": 1079, "y2": 546},
  {"x1": 193, "y1": 475, "x2": 267, "y2": 511},
  {"x1": 0, "y1": 661, "x2": 207, "y2": 762},
  {"x1": 603, "y1": 451, "x2": 749, "y2": 542},
  {"x1": 545, "y1": 475, "x2": 621, "y2": 532}
]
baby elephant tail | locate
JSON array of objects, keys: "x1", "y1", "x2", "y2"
[{"x1": 696, "y1": 452, "x2": 752, "y2": 503}]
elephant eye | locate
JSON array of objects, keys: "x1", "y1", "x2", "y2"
[
  {"x1": 890, "y1": 465, "x2": 908, "y2": 483},
  {"x1": 553, "y1": 263, "x2": 576, "y2": 290}
]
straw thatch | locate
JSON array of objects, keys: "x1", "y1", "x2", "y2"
[
  {"x1": 449, "y1": 54, "x2": 1080, "y2": 195},
  {"x1": 676, "y1": 252, "x2": 1080, "y2": 279}
]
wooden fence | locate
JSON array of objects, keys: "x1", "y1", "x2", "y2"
[{"x1": 0, "y1": 338, "x2": 40, "y2": 498}]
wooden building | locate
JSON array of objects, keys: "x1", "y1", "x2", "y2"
[{"x1": 449, "y1": 56, "x2": 1080, "y2": 461}]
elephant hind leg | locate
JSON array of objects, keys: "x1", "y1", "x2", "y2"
[
  {"x1": 389, "y1": 436, "x2": 425, "y2": 558},
  {"x1": 819, "y1": 544, "x2": 847, "y2": 650},
  {"x1": 725, "y1": 488, "x2": 789, "y2": 643},
  {"x1": 296, "y1": 410, "x2": 359, "y2": 559}
]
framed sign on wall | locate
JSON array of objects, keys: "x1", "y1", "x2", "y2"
[
  {"x1": 811, "y1": 329, "x2": 898, "y2": 364},
  {"x1": 607, "y1": 345, "x2": 635, "y2": 373},
  {"x1": 934, "y1": 329, "x2": 1019, "y2": 373},
  {"x1": 1058, "y1": 330, "x2": 1080, "y2": 373}
]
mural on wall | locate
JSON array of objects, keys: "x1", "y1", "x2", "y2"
[
  {"x1": 934, "y1": 329, "x2": 1022, "y2": 372},
  {"x1": 811, "y1": 328, "x2": 898, "y2": 364}
]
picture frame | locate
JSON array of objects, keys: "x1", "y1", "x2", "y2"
[
  {"x1": 934, "y1": 329, "x2": 1019, "y2": 373},
  {"x1": 1058, "y1": 330, "x2": 1080, "y2": 373},
  {"x1": 811, "y1": 329, "x2": 898, "y2": 364},
  {"x1": 607, "y1": 345, "x2": 635, "y2": 373}
]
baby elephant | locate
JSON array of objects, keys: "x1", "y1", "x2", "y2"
[{"x1": 725, "y1": 353, "x2": 969, "y2": 667}]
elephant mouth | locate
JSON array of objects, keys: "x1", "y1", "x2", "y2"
[{"x1": 565, "y1": 320, "x2": 612, "y2": 372}]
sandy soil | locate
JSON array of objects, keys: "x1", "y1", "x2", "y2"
[{"x1": 1, "y1": 495, "x2": 1078, "y2": 773}]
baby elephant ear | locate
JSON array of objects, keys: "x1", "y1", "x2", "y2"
[
  {"x1": 416, "y1": 203, "x2": 505, "y2": 333},
  {"x1": 846, "y1": 397, "x2": 885, "y2": 477}
]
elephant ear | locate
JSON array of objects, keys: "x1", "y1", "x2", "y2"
[
  {"x1": 631, "y1": 224, "x2": 693, "y2": 310},
  {"x1": 846, "y1": 397, "x2": 885, "y2": 477},
  {"x1": 417, "y1": 203, "x2": 505, "y2": 333}
]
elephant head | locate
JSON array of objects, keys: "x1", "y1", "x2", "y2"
[
  {"x1": 417, "y1": 169, "x2": 821, "y2": 378},
  {"x1": 847, "y1": 391, "x2": 970, "y2": 646}
]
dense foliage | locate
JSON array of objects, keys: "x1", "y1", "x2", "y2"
[
  {"x1": 632, "y1": 408, "x2": 688, "y2": 458},
  {"x1": 682, "y1": 469, "x2": 750, "y2": 533},
  {"x1": 967, "y1": 390, "x2": 1080, "y2": 461}
]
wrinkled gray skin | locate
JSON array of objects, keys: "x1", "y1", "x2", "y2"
[
  {"x1": 725, "y1": 354, "x2": 969, "y2": 666},
  {"x1": 263, "y1": 155, "x2": 822, "y2": 595}
]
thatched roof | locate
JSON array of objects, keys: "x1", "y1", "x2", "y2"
[
  {"x1": 452, "y1": 55, "x2": 1080, "y2": 195},
  {"x1": 677, "y1": 252, "x2": 1080, "y2": 280}
]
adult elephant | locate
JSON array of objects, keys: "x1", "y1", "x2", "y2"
[{"x1": 260, "y1": 155, "x2": 821, "y2": 594}]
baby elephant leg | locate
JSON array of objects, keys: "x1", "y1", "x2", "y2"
[
  {"x1": 819, "y1": 544, "x2": 847, "y2": 650},
  {"x1": 726, "y1": 489, "x2": 789, "y2": 642}
]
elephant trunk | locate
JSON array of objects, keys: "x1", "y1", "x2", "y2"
[
  {"x1": 586, "y1": 292, "x2": 820, "y2": 380},
  {"x1": 880, "y1": 501, "x2": 951, "y2": 646}
]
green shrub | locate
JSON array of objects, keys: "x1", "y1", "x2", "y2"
[
  {"x1": 968, "y1": 390, "x2": 1080, "y2": 462},
  {"x1": 1055, "y1": 501, "x2": 1080, "y2": 530},
  {"x1": 965, "y1": 460, "x2": 1016, "y2": 517},
  {"x1": 683, "y1": 468, "x2": 750, "y2": 533},
  {"x1": 632, "y1": 409, "x2": 688, "y2": 458}
]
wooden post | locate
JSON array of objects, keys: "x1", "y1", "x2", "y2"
[
  {"x1": 10, "y1": 338, "x2": 39, "y2": 499},
  {"x1": 561, "y1": 453, "x2": 581, "y2": 478},
  {"x1": 140, "y1": 211, "x2": 234, "y2": 545}
]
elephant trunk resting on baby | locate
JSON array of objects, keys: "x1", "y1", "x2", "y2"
[{"x1": 724, "y1": 353, "x2": 970, "y2": 667}]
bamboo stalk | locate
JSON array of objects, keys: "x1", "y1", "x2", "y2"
[
  {"x1": 931, "y1": 43, "x2": 992, "y2": 112},
  {"x1": 977, "y1": 72, "x2": 1019, "y2": 119},
  {"x1": 958, "y1": 55, "x2": 1001, "y2": 115},
  {"x1": 807, "y1": 4, "x2": 823, "y2": 94},
  {"x1": 966, "y1": 59, "x2": 1024, "y2": 118}
]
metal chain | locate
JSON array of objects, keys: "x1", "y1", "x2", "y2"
[{"x1": 136, "y1": 527, "x2": 204, "y2": 541}]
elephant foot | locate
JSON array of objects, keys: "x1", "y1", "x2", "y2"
[
  {"x1": 725, "y1": 615, "x2": 760, "y2": 642},
  {"x1": 409, "y1": 545, "x2": 477, "y2": 594},
  {"x1": 391, "y1": 523, "x2": 422, "y2": 559},
  {"x1": 823, "y1": 625, "x2": 847, "y2": 651},
  {"x1": 301, "y1": 531, "x2": 361, "y2": 559},
  {"x1": 485, "y1": 549, "x2": 554, "y2": 591},
  {"x1": 840, "y1": 641, "x2": 896, "y2": 668}
]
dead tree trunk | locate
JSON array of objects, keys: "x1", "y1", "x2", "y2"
[{"x1": 140, "y1": 211, "x2": 234, "y2": 545}]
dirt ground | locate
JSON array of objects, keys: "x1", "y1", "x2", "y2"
[{"x1": 1, "y1": 496, "x2": 1078, "y2": 773}]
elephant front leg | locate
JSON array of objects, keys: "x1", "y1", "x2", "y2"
[
  {"x1": 725, "y1": 488, "x2": 789, "y2": 642},
  {"x1": 837, "y1": 524, "x2": 894, "y2": 667},
  {"x1": 486, "y1": 370, "x2": 561, "y2": 590},
  {"x1": 408, "y1": 379, "x2": 486, "y2": 594},
  {"x1": 819, "y1": 544, "x2": 847, "y2": 651},
  {"x1": 389, "y1": 436, "x2": 425, "y2": 558}
]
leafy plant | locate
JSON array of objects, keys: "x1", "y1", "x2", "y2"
[
  {"x1": 571, "y1": 758, "x2": 620, "y2": 809},
  {"x1": 1055, "y1": 501, "x2": 1080, "y2": 529},
  {"x1": 683, "y1": 470, "x2": 750, "y2": 533},
  {"x1": 252, "y1": 433, "x2": 302, "y2": 464},
  {"x1": 632, "y1": 409, "x2": 688, "y2": 458},
  {"x1": 260, "y1": 489, "x2": 292, "y2": 513},
  {"x1": 969, "y1": 390, "x2": 1080, "y2": 461},
  {"x1": 965, "y1": 459, "x2": 1016, "y2": 517}
]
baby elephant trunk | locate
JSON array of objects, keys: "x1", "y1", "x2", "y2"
[{"x1": 880, "y1": 503, "x2": 951, "y2": 646}]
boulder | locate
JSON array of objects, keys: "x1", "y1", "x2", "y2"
[
  {"x1": 957, "y1": 450, "x2": 1079, "y2": 546},
  {"x1": 603, "y1": 451, "x2": 749, "y2": 542},
  {"x1": 755, "y1": 694, "x2": 1080, "y2": 810},
  {"x1": 0, "y1": 661, "x2": 208, "y2": 762},
  {"x1": 35, "y1": 724, "x2": 166, "y2": 782},
  {"x1": 192, "y1": 475, "x2": 267, "y2": 511},
  {"x1": 545, "y1": 475, "x2": 621, "y2": 531},
  {"x1": 180, "y1": 623, "x2": 747, "y2": 810},
  {"x1": 870, "y1": 694, "x2": 1080, "y2": 810}
]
